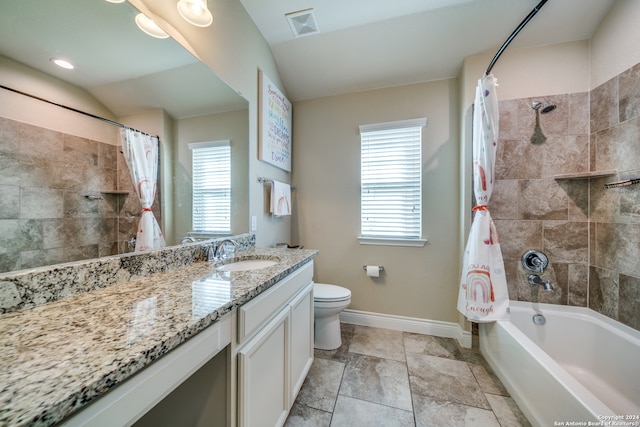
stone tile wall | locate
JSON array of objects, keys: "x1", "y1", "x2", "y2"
[
  {"x1": 589, "y1": 63, "x2": 640, "y2": 331},
  {"x1": 490, "y1": 63, "x2": 640, "y2": 332},
  {"x1": 0, "y1": 118, "x2": 159, "y2": 274}
]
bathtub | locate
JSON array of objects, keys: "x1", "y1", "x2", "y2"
[{"x1": 479, "y1": 301, "x2": 640, "y2": 427}]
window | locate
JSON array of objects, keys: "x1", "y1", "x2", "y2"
[
  {"x1": 359, "y1": 118, "x2": 426, "y2": 246},
  {"x1": 189, "y1": 140, "x2": 231, "y2": 234}
]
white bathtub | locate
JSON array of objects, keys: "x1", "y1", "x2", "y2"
[{"x1": 479, "y1": 301, "x2": 640, "y2": 427}]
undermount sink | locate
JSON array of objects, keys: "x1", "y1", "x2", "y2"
[{"x1": 215, "y1": 259, "x2": 279, "y2": 272}]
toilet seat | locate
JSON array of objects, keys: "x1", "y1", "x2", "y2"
[{"x1": 314, "y1": 283, "x2": 351, "y2": 302}]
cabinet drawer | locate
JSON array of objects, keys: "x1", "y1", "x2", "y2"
[{"x1": 238, "y1": 262, "x2": 313, "y2": 344}]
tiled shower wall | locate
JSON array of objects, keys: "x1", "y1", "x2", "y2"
[
  {"x1": 0, "y1": 117, "x2": 159, "y2": 274},
  {"x1": 490, "y1": 62, "x2": 640, "y2": 332}
]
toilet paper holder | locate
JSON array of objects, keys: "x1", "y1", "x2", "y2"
[{"x1": 362, "y1": 265, "x2": 384, "y2": 272}]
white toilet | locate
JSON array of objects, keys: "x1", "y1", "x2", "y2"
[{"x1": 313, "y1": 283, "x2": 351, "y2": 350}]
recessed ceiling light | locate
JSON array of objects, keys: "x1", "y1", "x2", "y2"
[
  {"x1": 286, "y1": 9, "x2": 319, "y2": 38},
  {"x1": 135, "y1": 13, "x2": 169, "y2": 39},
  {"x1": 51, "y1": 58, "x2": 74, "y2": 70}
]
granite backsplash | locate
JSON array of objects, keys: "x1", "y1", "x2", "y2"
[{"x1": 0, "y1": 233, "x2": 255, "y2": 313}]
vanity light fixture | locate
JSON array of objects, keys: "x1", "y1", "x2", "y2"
[
  {"x1": 177, "y1": 0, "x2": 213, "y2": 27},
  {"x1": 135, "y1": 13, "x2": 170, "y2": 39},
  {"x1": 51, "y1": 58, "x2": 74, "y2": 70},
  {"x1": 104, "y1": 0, "x2": 126, "y2": 3}
]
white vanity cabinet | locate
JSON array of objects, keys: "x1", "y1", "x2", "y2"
[{"x1": 236, "y1": 262, "x2": 314, "y2": 427}]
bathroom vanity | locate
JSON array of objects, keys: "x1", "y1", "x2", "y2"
[
  {"x1": 236, "y1": 261, "x2": 314, "y2": 427},
  {"x1": 0, "y1": 245, "x2": 317, "y2": 427}
]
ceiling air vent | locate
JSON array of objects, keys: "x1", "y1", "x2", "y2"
[{"x1": 286, "y1": 9, "x2": 319, "y2": 38}]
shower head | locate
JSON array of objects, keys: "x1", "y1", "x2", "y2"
[
  {"x1": 540, "y1": 102, "x2": 556, "y2": 113},
  {"x1": 531, "y1": 100, "x2": 556, "y2": 114}
]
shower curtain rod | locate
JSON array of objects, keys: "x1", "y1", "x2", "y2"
[
  {"x1": 0, "y1": 84, "x2": 158, "y2": 139},
  {"x1": 485, "y1": 0, "x2": 549, "y2": 76}
]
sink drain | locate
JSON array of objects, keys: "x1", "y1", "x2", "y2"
[{"x1": 532, "y1": 313, "x2": 546, "y2": 325}]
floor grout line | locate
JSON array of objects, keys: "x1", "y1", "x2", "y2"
[{"x1": 285, "y1": 324, "x2": 531, "y2": 427}]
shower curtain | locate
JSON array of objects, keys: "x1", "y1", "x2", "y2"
[
  {"x1": 120, "y1": 128, "x2": 165, "y2": 252},
  {"x1": 457, "y1": 74, "x2": 509, "y2": 322}
]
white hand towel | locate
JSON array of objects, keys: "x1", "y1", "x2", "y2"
[{"x1": 270, "y1": 180, "x2": 291, "y2": 216}]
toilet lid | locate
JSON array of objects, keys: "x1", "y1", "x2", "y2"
[{"x1": 314, "y1": 283, "x2": 351, "y2": 302}]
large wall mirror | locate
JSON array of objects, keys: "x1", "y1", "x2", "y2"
[{"x1": 0, "y1": 0, "x2": 249, "y2": 274}]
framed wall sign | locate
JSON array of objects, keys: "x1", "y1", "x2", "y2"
[{"x1": 258, "y1": 70, "x2": 292, "y2": 172}]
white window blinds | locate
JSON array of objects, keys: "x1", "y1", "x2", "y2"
[
  {"x1": 360, "y1": 118, "x2": 425, "y2": 241},
  {"x1": 189, "y1": 140, "x2": 231, "y2": 234}
]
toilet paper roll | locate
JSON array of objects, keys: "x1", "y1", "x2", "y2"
[{"x1": 366, "y1": 265, "x2": 380, "y2": 277}]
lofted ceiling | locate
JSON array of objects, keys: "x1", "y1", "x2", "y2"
[
  {"x1": 0, "y1": 0, "x2": 616, "y2": 114},
  {"x1": 239, "y1": 0, "x2": 615, "y2": 101},
  {"x1": 0, "y1": 0, "x2": 246, "y2": 119}
]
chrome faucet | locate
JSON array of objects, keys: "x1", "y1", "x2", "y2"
[
  {"x1": 528, "y1": 274, "x2": 553, "y2": 291},
  {"x1": 213, "y1": 239, "x2": 237, "y2": 261},
  {"x1": 531, "y1": 257, "x2": 544, "y2": 273},
  {"x1": 522, "y1": 250, "x2": 549, "y2": 273},
  {"x1": 180, "y1": 235, "x2": 197, "y2": 244}
]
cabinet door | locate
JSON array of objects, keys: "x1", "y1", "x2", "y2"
[
  {"x1": 289, "y1": 281, "x2": 314, "y2": 403},
  {"x1": 238, "y1": 308, "x2": 289, "y2": 427}
]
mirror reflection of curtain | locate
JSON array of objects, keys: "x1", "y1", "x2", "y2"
[{"x1": 120, "y1": 128, "x2": 166, "y2": 251}]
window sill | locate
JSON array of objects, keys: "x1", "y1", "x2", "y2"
[
  {"x1": 357, "y1": 237, "x2": 427, "y2": 247},
  {"x1": 187, "y1": 232, "x2": 232, "y2": 239}
]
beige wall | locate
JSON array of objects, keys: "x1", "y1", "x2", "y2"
[
  {"x1": 173, "y1": 109, "x2": 250, "y2": 243},
  {"x1": 462, "y1": 40, "x2": 591, "y2": 107},
  {"x1": 462, "y1": 0, "x2": 640, "y2": 105},
  {"x1": 292, "y1": 80, "x2": 461, "y2": 322},
  {"x1": 590, "y1": 0, "x2": 640, "y2": 88},
  {"x1": 130, "y1": 0, "x2": 291, "y2": 248},
  {"x1": 0, "y1": 55, "x2": 118, "y2": 144}
]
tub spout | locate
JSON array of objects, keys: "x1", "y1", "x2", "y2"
[{"x1": 528, "y1": 274, "x2": 553, "y2": 291}]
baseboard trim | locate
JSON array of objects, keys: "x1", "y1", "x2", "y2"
[{"x1": 339, "y1": 309, "x2": 472, "y2": 348}]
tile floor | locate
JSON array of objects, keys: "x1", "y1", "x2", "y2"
[{"x1": 284, "y1": 323, "x2": 531, "y2": 427}]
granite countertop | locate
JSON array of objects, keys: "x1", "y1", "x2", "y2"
[{"x1": 0, "y1": 247, "x2": 317, "y2": 427}]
